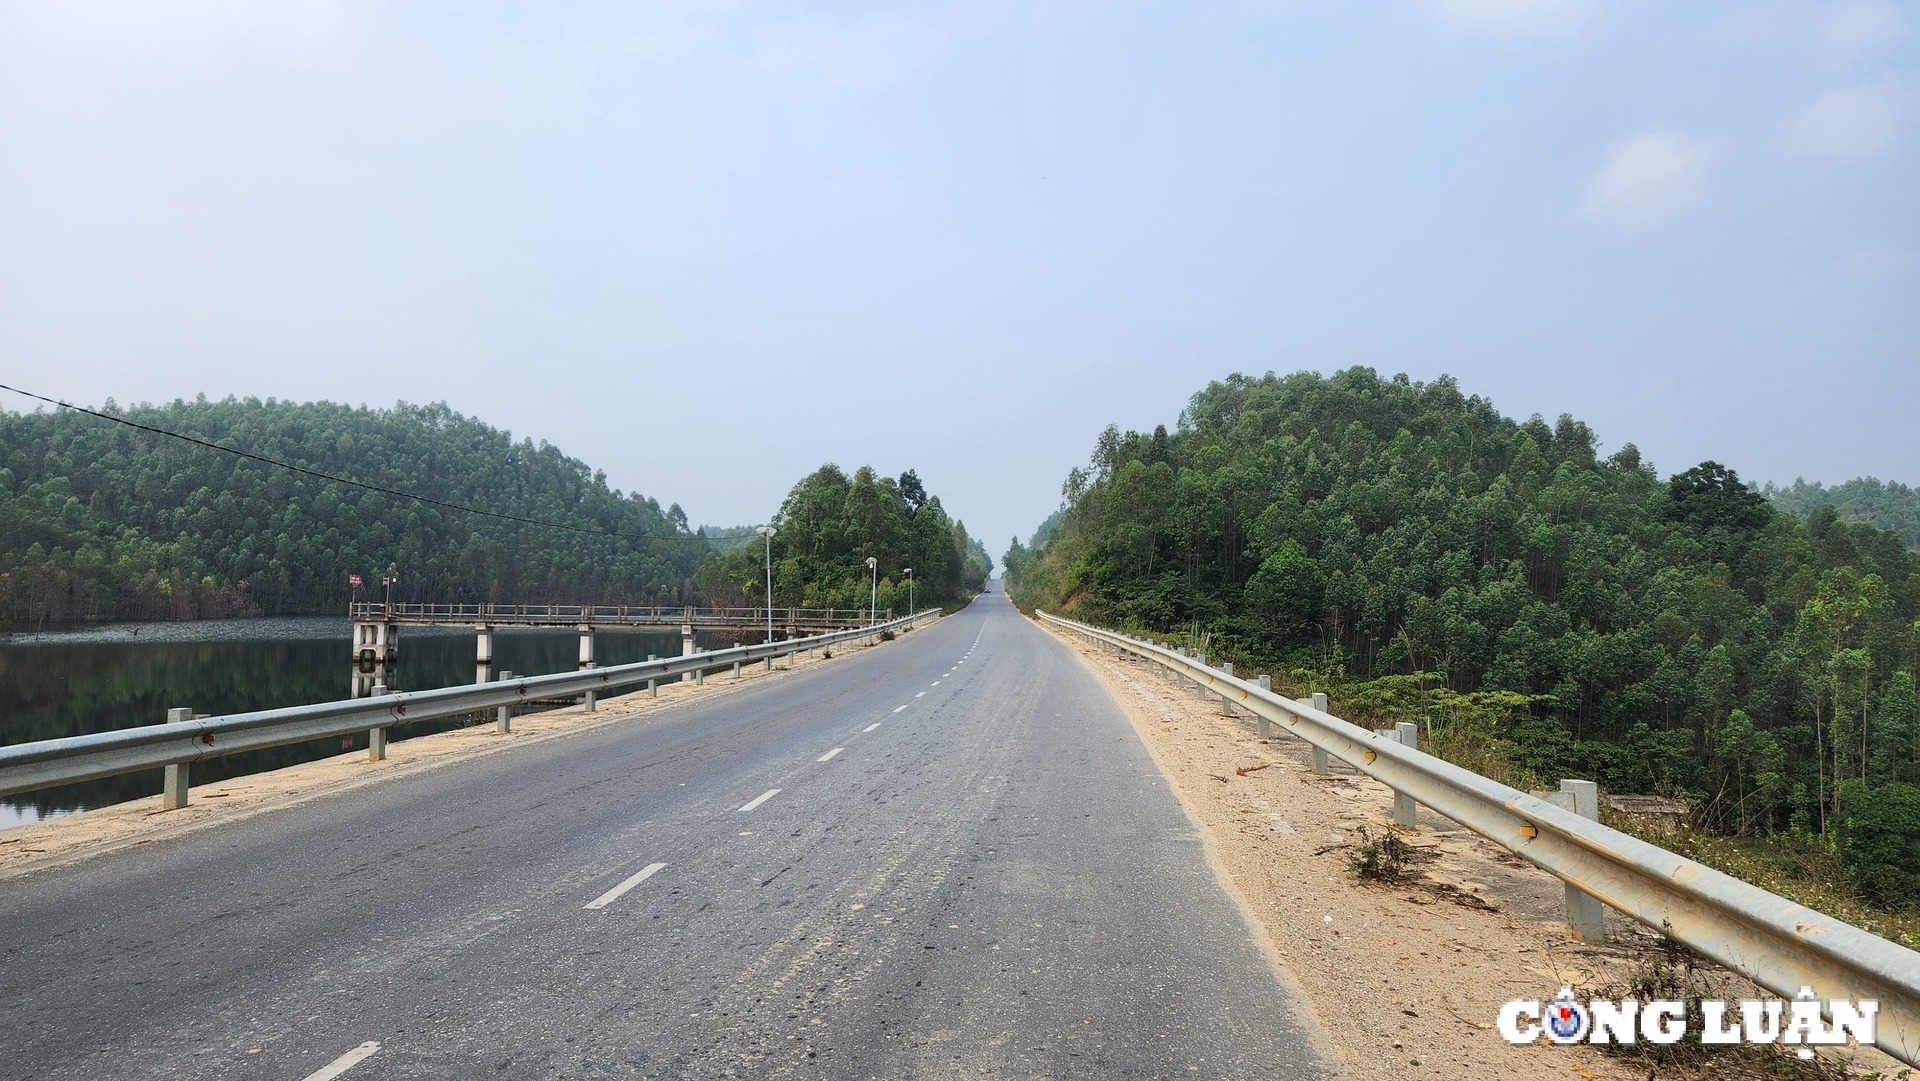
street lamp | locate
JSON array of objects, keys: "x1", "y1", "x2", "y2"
[
  {"x1": 756, "y1": 526, "x2": 777, "y2": 646},
  {"x1": 903, "y1": 568, "x2": 913, "y2": 617},
  {"x1": 865, "y1": 556, "x2": 878, "y2": 627}
]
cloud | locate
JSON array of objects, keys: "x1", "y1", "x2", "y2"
[
  {"x1": 1423, "y1": 0, "x2": 1602, "y2": 40},
  {"x1": 1780, "y1": 82, "x2": 1901, "y2": 157},
  {"x1": 1818, "y1": 0, "x2": 1905, "y2": 64},
  {"x1": 1580, "y1": 130, "x2": 1715, "y2": 230}
]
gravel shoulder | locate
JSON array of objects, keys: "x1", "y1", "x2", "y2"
[{"x1": 1040, "y1": 619, "x2": 1900, "y2": 1081}]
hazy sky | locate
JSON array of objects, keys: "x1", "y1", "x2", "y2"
[{"x1": 3, "y1": 1, "x2": 1914, "y2": 569}]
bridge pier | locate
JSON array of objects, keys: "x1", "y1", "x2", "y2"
[
  {"x1": 353, "y1": 620, "x2": 399, "y2": 665},
  {"x1": 350, "y1": 664, "x2": 394, "y2": 699},
  {"x1": 476, "y1": 625, "x2": 493, "y2": 684}
]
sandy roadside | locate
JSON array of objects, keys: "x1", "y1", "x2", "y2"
[
  {"x1": 0, "y1": 625, "x2": 929, "y2": 881},
  {"x1": 1039, "y1": 618, "x2": 1901, "y2": 1081}
]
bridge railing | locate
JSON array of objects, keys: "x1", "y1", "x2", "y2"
[
  {"x1": 1040, "y1": 610, "x2": 1920, "y2": 1067},
  {"x1": 0, "y1": 609, "x2": 940, "y2": 814},
  {"x1": 347, "y1": 602, "x2": 885, "y2": 625}
]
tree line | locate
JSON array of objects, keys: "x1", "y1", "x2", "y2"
[
  {"x1": 1, "y1": 397, "x2": 984, "y2": 628},
  {"x1": 1004, "y1": 369, "x2": 1920, "y2": 906},
  {"x1": 696, "y1": 464, "x2": 990, "y2": 616},
  {"x1": 1769, "y1": 477, "x2": 1920, "y2": 552}
]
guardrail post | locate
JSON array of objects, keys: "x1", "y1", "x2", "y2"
[
  {"x1": 1392, "y1": 722, "x2": 1419, "y2": 827},
  {"x1": 161, "y1": 706, "x2": 192, "y2": 809},
  {"x1": 1558, "y1": 779, "x2": 1606, "y2": 942},
  {"x1": 369, "y1": 684, "x2": 390, "y2": 761},
  {"x1": 497, "y1": 672, "x2": 513, "y2": 733},
  {"x1": 647, "y1": 654, "x2": 659, "y2": 696},
  {"x1": 1255, "y1": 676, "x2": 1271, "y2": 738},
  {"x1": 732, "y1": 659, "x2": 742, "y2": 679},
  {"x1": 583, "y1": 663, "x2": 598, "y2": 712},
  {"x1": 1218, "y1": 662, "x2": 1236, "y2": 715},
  {"x1": 1303, "y1": 694, "x2": 1330, "y2": 772}
]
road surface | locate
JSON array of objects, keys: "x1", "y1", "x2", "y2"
[{"x1": 0, "y1": 590, "x2": 1329, "y2": 1079}]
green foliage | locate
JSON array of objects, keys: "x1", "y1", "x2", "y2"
[
  {"x1": 698, "y1": 464, "x2": 987, "y2": 615},
  {"x1": 1009, "y1": 368, "x2": 1920, "y2": 855},
  {"x1": 0, "y1": 397, "x2": 711, "y2": 623},
  {"x1": 1347, "y1": 824, "x2": 1410, "y2": 882},
  {"x1": 1771, "y1": 476, "x2": 1920, "y2": 551},
  {"x1": 1839, "y1": 779, "x2": 1920, "y2": 908}
]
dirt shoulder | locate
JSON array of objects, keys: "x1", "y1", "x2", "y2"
[
  {"x1": 1041, "y1": 620, "x2": 1901, "y2": 1081},
  {"x1": 0, "y1": 627, "x2": 928, "y2": 881}
]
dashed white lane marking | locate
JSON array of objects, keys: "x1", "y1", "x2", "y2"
[
  {"x1": 738, "y1": 788, "x2": 782, "y2": 813},
  {"x1": 584, "y1": 862, "x2": 668, "y2": 910},
  {"x1": 864, "y1": 723, "x2": 881, "y2": 732},
  {"x1": 931, "y1": 681, "x2": 941, "y2": 686},
  {"x1": 915, "y1": 692, "x2": 926, "y2": 698},
  {"x1": 817, "y1": 747, "x2": 845, "y2": 762},
  {"x1": 302, "y1": 1042, "x2": 381, "y2": 1081},
  {"x1": 892, "y1": 705, "x2": 908, "y2": 713}
]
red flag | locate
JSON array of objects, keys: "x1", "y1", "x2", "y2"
[{"x1": 349, "y1": 574, "x2": 363, "y2": 588}]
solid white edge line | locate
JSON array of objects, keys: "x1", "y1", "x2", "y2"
[
  {"x1": 892, "y1": 705, "x2": 907, "y2": 713},
  {"x1": 584, "y1": 862, "x2": 668, "y2": 910},
  {"x1": 865, "y1": 723, "x2": 881, "y2": 732},
  {"x1": 817, "y1": 747, "x2": 844, "y2": 762},
  {"x1": 738, "y1": 788, "x2": 782, "y2": 812},
  {"x1": 302, "y1": 1041, "x2": 381, "y2": 1081}
]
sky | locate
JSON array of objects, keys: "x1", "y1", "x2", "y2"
[{"x1": 2, "y1": 1, "x2": 1915, "y2": 571}]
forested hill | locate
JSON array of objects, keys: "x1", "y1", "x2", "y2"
[
  {"x1": 1004, "y1": 369, "x2": 1920, "y2": 898},
  {"x1": 697, "y1": 464, "x2": 991, "y2": 614},
  {"x1": 1, "y1": 397, "x2": 710, "y2": 623},
  {"x1": 1770, "y1": 477, "x2": 1920, "y2": 552}
]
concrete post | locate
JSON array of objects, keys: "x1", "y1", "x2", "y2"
[
  {"x1": 578, "y1": 626, "x2": 595, "y2": 670},
  {"x1": 1559, "y1": 779, "x2": 1606, "y2": 942},
  {"x1": 161, "y1": 706, "x2": 192, "y2": 810},
  {"x1": 1391, "y1": 722, "x2": 1419, "y2": 827},
  {"x1": 1256, "y1": 675, "x2": 1272, "y2": 739},
  {"x1": 497, "y1": 671, "x2": 513, "y2": 733},
  {"x1": 1303, "y1": 695, "x2": 1330, "y2": 772},
  {"x1": 476, "y1": 625, "x2": 493, "y2": 685},
  {"x1": 1218, "y1": 661, "x2": 1236, "y2": 716},
  {"x1": 696, "y1": 664, "x2": 705, "y2": 686},
  {"x1": 647, "y1": 654, "x2": 659, "y2": 697},
  {"x1": 583, "y1": 662, "x2": 598, "y2": 712},
  {"x1": 369, "y1": 683, "x2": 389, "y2": 761},
  {"x1": 732, "y1": 659, "x2": 742, "y2": 679},
  {"x1": 681, "y1": 624, "x2": 696, "y2": 682}
]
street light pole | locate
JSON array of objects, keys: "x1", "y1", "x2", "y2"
[
  {"x1": 865, "y1": 556, "x2": 878, "y2": 627},
  {"x1": 903, "y1": 568, "x2": 913, "y2": 617},
  {"x1": 756, "y1": 526, "x2": 777, "y2": 646}
]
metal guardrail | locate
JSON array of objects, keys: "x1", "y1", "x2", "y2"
[
  {"x1": 1040, "y1": 610, "x2": 1920, "y2": 1066},
  {"x1": 347, "y1": 602, "x2": 881, "y2": 626},
  {"x1": 0, "y1": 610, "x2": 939, "y2": 805}
]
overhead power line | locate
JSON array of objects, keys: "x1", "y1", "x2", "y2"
[{"x1": 0, "y1": 381, "x2": 682, "y2": 543}]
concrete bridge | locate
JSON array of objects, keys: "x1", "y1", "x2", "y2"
[{"x1": 348, "y1": 601, "x2": 890, "y2": 686}]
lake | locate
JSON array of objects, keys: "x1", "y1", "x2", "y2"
[{"x1": 0, "y1": 617, "x2": 700, "y2": 827}]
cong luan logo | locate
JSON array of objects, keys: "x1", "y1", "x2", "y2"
[{"x1": 1498, "y1": 987, "x2": 1877, "y2": 1059}]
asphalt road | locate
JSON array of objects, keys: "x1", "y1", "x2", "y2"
[{"x1": 0, "y1": 589, "x2": 1330, "y2": 1080}]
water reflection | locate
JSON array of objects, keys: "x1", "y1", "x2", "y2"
[{"x1": 1, "y1": 618, "x2": 697, "y2": 825}]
